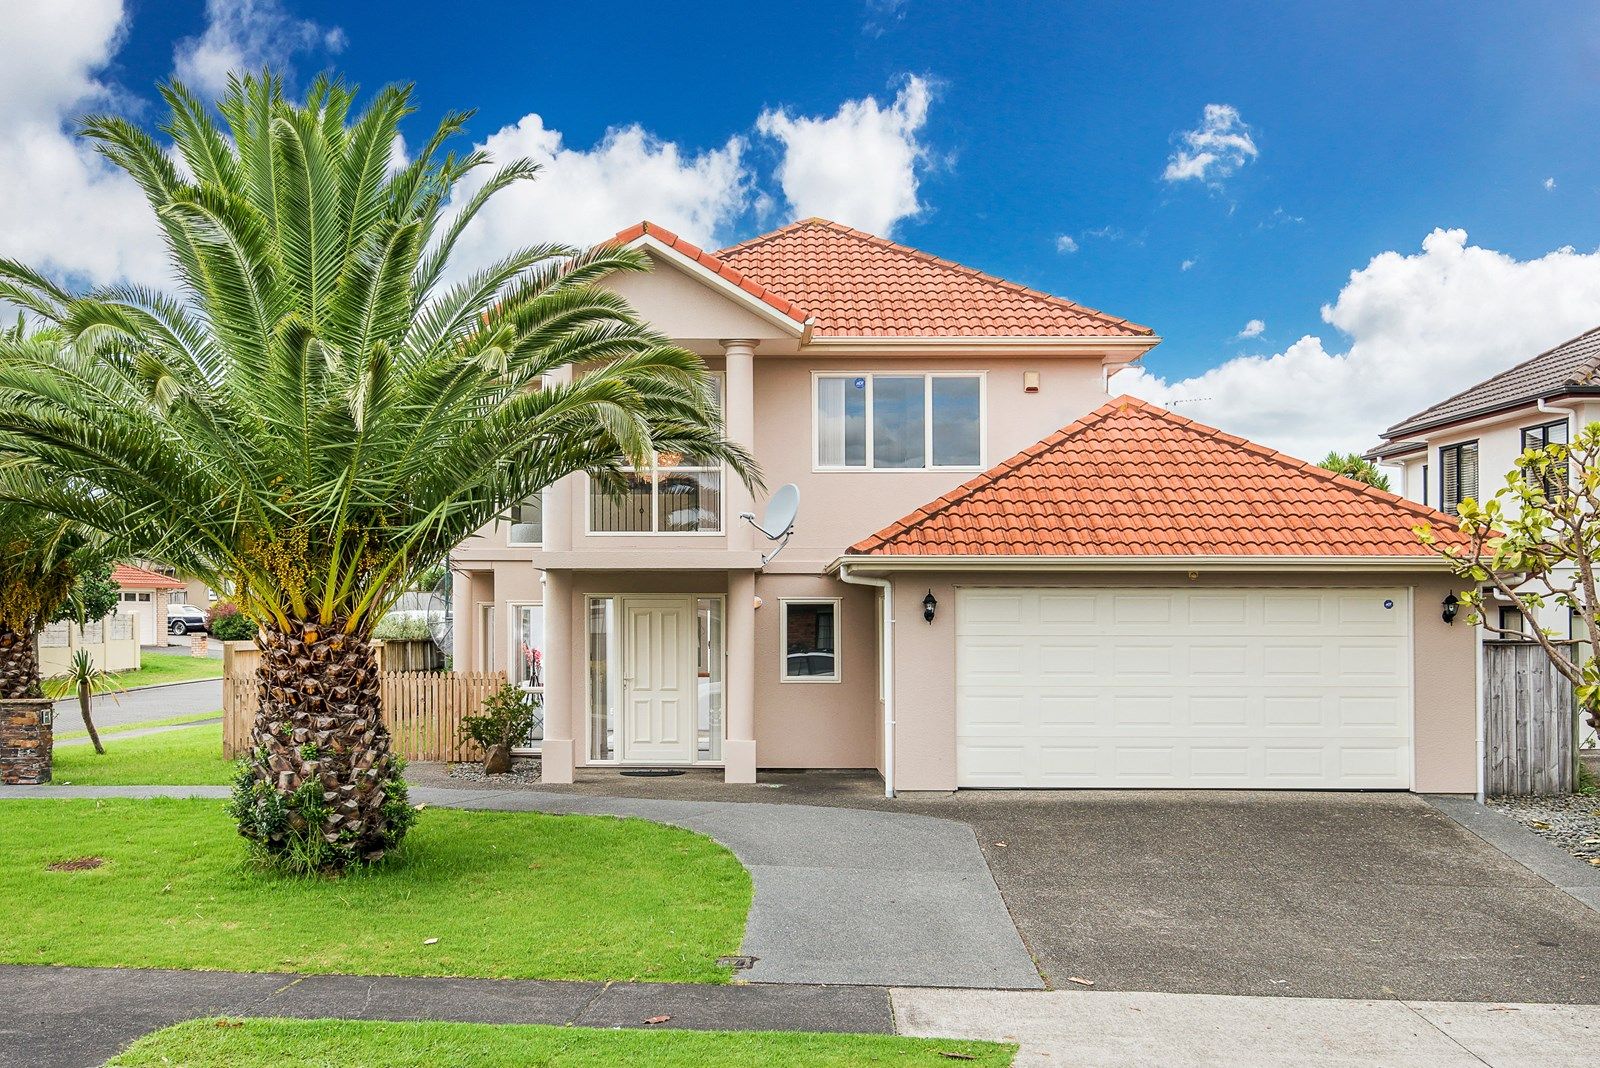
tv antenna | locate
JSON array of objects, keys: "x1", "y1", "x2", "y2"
[{"x1": 739, "y1": 483, "x2": 799, "y2": 567}]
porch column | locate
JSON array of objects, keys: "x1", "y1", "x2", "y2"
[
  {"x1": 721, "y1": 339, "x2": 757, "y2": 552},
  {"x1": 725, "y1": 568, "x2": 757, "y2": 783},
  {"x1": 539, "y1": 568, "x2": 575, "y2": 783}
]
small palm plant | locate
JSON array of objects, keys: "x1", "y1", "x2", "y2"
[
  {"x1": 0, "y1": 73, "x2": 755, "y2": 871},
  {"x1": 46, "y1": 649, "x2": 123, "y2": 755}
]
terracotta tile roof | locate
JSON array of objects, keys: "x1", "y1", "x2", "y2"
[
  {"x1": 606, "y1": 222, "x2": 813, "y2": 329},
  {"x1": 112, "y1": 564, "x2": 185, "y2": 590},
  {"x1": 1382, "y1": 325, "x2": 1600, "y2": 438},
  {"x1": 848, "y1": 396, "x2": 1469, "y2": 558},
  {"x1": 716, "y1": 219, "x2": 1152, "y2": 338}
]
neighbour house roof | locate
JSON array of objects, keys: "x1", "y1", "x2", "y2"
[
  {"x1": 607, "y1": 218, "x2": 1153, "y2": 340},
  {"x1": 1381, "y1": 325, "x2": 1600, "y2": 440},
  {"x1": 111, "y1": 564, "x2": 185, "y2": 590},
  {"x1": 847, "y1": 396, "x2": 1470, "y2": 560}
]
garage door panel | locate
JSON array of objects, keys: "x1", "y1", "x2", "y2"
[{"x1": 956, "y1": 587, "x2": 1412, "y2": 789}]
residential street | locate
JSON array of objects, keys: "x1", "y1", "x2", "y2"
[{"x1": 52, "y1": 677, "x2": 221, "y2": 732}]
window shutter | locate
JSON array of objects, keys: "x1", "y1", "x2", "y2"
[{"x1": 1461, "y1": 442, "x2": 1479, "y2": 503}]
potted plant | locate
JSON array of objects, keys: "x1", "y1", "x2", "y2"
[{"x1": 459, "y1": 683, "x2": 539, "y2": 774}]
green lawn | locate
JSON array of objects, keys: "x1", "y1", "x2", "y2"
[
  {"x1": 55, "y1": 710, "x2": 220, "y2": 741},
  {"x1": 52, "y1": 723, "x2": 233, "y2": 786},
  {"x1": 91, "y1": 650, "x2": 225, "y2": 690},
  {"x1": 0, "y1": 799, "x2": 751, "y2": 983},
  {"x1": 108, "y1": 1019, "x2": 1015, "y2": 1068}
]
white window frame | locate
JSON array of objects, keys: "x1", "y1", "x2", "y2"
[
  {"x1": 587, "y1": 372, "x2": 726, "y2": 536},
  {"x1": 507, "y1": 601, "x2": 544, "y2": 753},
  {"x1": 811, "y1": 371, "x2": 987, "y2": 472},
  {"x1": 778, "y1": 597, "x2": 842, "y2": 684}
]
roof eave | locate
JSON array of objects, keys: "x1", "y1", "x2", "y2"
[
  {"x1": 621, "y1": 232, "x2": 809, "y2": 338},
  {"x1": 830, "y1": 553, "x2": 1459, "y2": 574},
  {"x1": 1382, "y1": 386, "x2": 1600, "y2": 441}
]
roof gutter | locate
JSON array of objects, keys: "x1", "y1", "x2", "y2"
[
  {"x1": 837, "y1": 564, "x2": 895, "y2": 798},
  {"x1": 1383, "y1": 387, "x2": 1600, "y2": 442},
  {"x1": 829, "y1": 554, "x2": 1463, "y2": 574}
]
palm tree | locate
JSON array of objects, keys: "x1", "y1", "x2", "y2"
[
  {"x1": 0, "y1": 73, "x2": 755, "y2": 870},
  {"x1": 46, "y1": 648, "x2": 123, "y2": 756},
  {"x1": 0, "y1": 499, "x2": 95, "y2": 701}
]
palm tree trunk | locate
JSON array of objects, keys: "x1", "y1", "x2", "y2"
[
  {"x1": 231, "y1": 618, "x2": 412, "y2": 869},
  {"x1": 0, "y1": 624, "x2": 42, "y2": 700},
  {"x1": 77, "y1": 679, "x2": 103, "y2": 755}
]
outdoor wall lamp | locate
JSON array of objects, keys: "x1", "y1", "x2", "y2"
[
  {"x1": 923, "y1": 590, "x2": 938, "y2": 623},
  {"x1": 1442, "y1": 593, "x2": 1459, "y2": 625}
]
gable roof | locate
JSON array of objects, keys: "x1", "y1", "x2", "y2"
[
  {"x1": 848, "y1": 396, "x2": 1468, "y2": 560},
  {"x1": 1382, "y1": 325, "x2": 1600, "y2": 439},
  {"x1": 112, "y1": 564, "x2": 185, "y2": 590},
  {"x1": 607, "y1": 218, "x2": 1153, "y2": 341}
]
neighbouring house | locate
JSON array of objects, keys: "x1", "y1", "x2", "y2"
[
  {"x1": 111, "y1": 563, "x2": 187, "y2": 645},
  {"x1": 452, "y1": 218, "x2": 1477, "y2": 793},
  {"x1": 1368, "y1": 326, "x2": 1600, "y2": 642}
]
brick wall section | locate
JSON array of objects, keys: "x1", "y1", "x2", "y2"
[{"x1": 0, "y1": 699, "x2": 52, "y2": 785}]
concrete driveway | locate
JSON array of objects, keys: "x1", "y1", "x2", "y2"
[
  {"x1": 435, "y1": 770, "x2": 1600, "y2": 1003},
  {"x1": 934, "y1": 790, "x2": 1600, "y2": 1003}
]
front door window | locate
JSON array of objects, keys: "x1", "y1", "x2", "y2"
[
  {"x1": 587, "y1": 594, "x2": 725, "y2": 764},
  {"x1": 512, "y1": 604, "x2": 544, "y2": 749}
]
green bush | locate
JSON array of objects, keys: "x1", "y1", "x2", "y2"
[
  {"x1": 207, "y1": 602, "x2": 257, "y2": 641},
  {"x1": 373, "y1": 613, "x2": 433, "y2": 640},
  {"x1": 460, "y1": 684, "x2": 539, "y2": 752}
]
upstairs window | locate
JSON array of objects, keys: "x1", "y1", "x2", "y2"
[
  {"x1": 1438, "y1": 441, "x2": 1479, "y2": 516},
  {"x1": 815, "y1": 373, "x2": 984, "y2": 470},
  {"x1": 589, "y1": 375, "x2": 723, "y2": 534},
  {"x1": 1521, "y1": 419, "x2": 1570, "y2": 499},
  {"x1": 506, "y1": 493, "x2": 543, "y2": 545}
]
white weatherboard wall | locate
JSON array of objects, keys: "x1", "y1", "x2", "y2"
[{"x1": 955, "y1": 587, "x2": 1414, "y2": 788}]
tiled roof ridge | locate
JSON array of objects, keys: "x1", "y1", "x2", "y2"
[
  {"x1": 1383, "y1": 323, "x2": 1600, "y2": 436},
  {"x1": 849, "y1": 394, "x2": 1465, "y2": 555},
  {"x1": 717, "y1": 218, "x2": 1154, "y2": 337}
]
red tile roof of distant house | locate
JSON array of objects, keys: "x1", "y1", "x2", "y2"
[
  {"x1": 607, "y1": 218, "x2": 1152, "y2": 339},
  {"x1": 111, "y1": 564, "x2": 185, "y2": 590},
  {"x1": 848, "y1": 396, "x2": 1470, "y2": 558}
]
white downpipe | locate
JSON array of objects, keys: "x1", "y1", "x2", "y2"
[{"x1": 839, "y1": 565, "x2": 895, "y2": 797}]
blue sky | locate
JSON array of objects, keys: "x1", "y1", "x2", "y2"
[{"x1": 7, "y1": 0, "x2": 1600, "y2": 456}]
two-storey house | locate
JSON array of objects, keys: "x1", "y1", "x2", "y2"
[
  {"x1": 1370, "y1": 326, "x2": 1600, "y2": 641},
  {"x1": 453, "y1": 219, "x2": 1478, "y2": 795}
]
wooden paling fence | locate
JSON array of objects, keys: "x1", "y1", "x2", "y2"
[
  {"x1": 1483, "y1": 639, "x2": 1576, "y2": 796},
  {"x1": 223, "y1": 656, "x2": 505, "y2": 763}
]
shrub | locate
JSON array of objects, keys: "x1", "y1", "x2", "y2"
[
  {"x1": 460, "y1": 684, "x2": 539, "y2": 753},
  {"x1": 207, "y1": 602, "x2": 257, "y2": 641},
  {"x1": 373, "y1": 613, "x2": 434, "y2": 641}
]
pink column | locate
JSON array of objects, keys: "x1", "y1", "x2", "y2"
[{"x1": 539, "y1": 568, "x2": 575, "y2": 783}]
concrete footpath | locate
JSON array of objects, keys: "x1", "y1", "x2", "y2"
[
  {"x1": 0, "y1": 784, "x2": 1042, "y2": 991},
  {"x1": 893, "y1": 987, "x2": 1600, "y2": 1067},
  {"x1": 0, "y1": 965, "x2": 895, "y2": 1068},
  {"x1": 52, "y1": 678, "x2": 221, "y2": 732}
]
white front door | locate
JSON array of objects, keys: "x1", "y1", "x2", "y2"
[
  {"x1": 956, "y1": 587, "x2": 1414, "y2": 789},
  {"x1": 622, "y1": 596, "x2": 697, "y2": 763}
]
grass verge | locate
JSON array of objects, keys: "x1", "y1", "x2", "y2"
[
  {"x1": 0, "y1": 799, "x2": 751, "y2": 983},
  {"x1": 55, "y1": 710, "x2": 221, "y2": 741},
  {"x1": 51, "y1": 723, "x2": 233, "y2": 786},
  {"x1": 108, "y1": 1018, "x2": 1016, "y2": 1067},
  {"x1": 91, "y1": 650, "x2": 225, "y2": 690}
]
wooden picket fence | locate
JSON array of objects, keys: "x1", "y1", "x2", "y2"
[{"x1": 223, "y1": 668, "x2": 507, "y2": 763}]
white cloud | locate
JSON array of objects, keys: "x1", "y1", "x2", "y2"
[
  {"x1": 1120, "y1": 229, "x2": 1600, "y2": 460},
  {"x1": 1163, "y1": 104, "x2": 1258, "y2": 186},
  {"x1": 756, "y1": 76, "x2": 932, "y2": 235},
  {"x1": 862, "y1": 0, "x2": 910, "y2": 36},
  {"x1": 1055, "y1": 234, "x2": 1078, "y2": 253},
  {"x1": 1236, "y1": 318, "x2": 1265, "y2": 339},
  {"x1": 0, "y1": 0, "x2": 167, "y2": 288},
  {"x1": 1545, "y1": 176, "x2": 1557, "y2": 191},
  {"x1": 173, "y1": 0, "x2": 345, "y2": 100},
  {"x1": 446, "y1": 116, "x2": 749, "y2": 273},
  {"x1": 1180, "y1": 258, "x2": 1197, "y2": 272}
]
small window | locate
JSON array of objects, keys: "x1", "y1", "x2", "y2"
[
  {"x1": 1520, "y1": 419, "x2": 1569, "y2": 499},
  {"x1": 815, "y1": 373, "x2": 984, "y2": 470},
  {"x1": 1421, "y1": 463, "x2": 1429, "y2": 507},
  {"x1": 1498, "y1": 607, "x2": 1528, "y2": 639},
  {"x1": 781, "y1": 599, "x2": 840, "y2": 683},
  {"x1": 138, "y1": 593, "x2": 151, "y2": 602},
  {"x1": 507, "y1": 493, "x2": 543, "y2": 546},
  {"x1": 1438, "y1": 441, "x2": 1479, "y2": 516}
]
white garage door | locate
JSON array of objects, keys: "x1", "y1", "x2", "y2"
[{"x1": 956, "y1": 587, "x2": 1413, "y2": 789}]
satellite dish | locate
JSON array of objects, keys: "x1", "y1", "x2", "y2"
[{"x1": 739, "y1": 483, "x2": 799, "y2": 566}]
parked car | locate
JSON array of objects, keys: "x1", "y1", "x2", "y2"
[{"x1": 166, "y1": 603, "x2": 209, "y2": 636}]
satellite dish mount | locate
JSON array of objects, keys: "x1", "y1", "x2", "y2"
[{"x1": 739, "y1": 483, "x2": 800, "y2": 567}]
